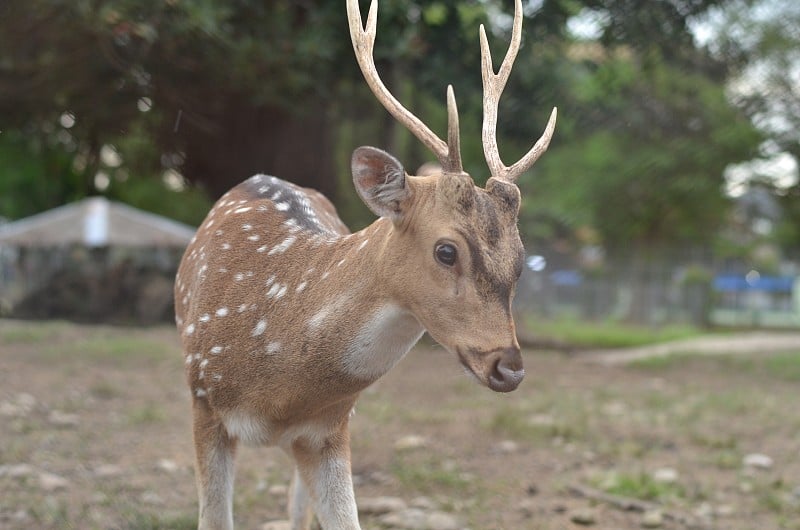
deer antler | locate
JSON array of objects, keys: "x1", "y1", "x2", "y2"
[
  {"x1": 480, "y1": 0, "x2": 557, "y2": 184},
  {"x1": 346, "y1": 0, "x2": 464, "y2": 175}
]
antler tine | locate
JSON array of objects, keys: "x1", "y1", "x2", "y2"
[
  {"x1": 480, "y1": 0, "x2": 557, "y2": 183},
  {"x1": 347, "y1": 0, "x2": 464, "y2": 174}
]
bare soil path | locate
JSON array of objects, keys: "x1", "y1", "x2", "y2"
[
  {"x1": 1, "y1": 320, "x2": 799, "y2": 529},
  {"x1": 583, "y1": 332, "x2": 800, "y2": 365}
]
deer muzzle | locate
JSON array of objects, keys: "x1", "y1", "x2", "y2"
[
  {"x1": 458, "y1": 345, "x2": 524, "y2": 393},
  {"x1": 487, "y1": 346, "x2": 525, "y2": 392}
]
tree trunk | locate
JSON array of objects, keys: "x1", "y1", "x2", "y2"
[{"x1": 180, "y1": 101, "x2": 337, "y2": 202}]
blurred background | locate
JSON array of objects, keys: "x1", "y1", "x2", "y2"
[{"x1": 0, "y1": 0, "x2": 798, "y2": 331}]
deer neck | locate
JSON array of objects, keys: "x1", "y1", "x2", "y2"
[{"x1": 309, "y1": 217, "x2": 425, "y2": 383}]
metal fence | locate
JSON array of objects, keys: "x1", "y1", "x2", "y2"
[{"x1": 514, "y1": 248, "x2": 800, "y2": 329}]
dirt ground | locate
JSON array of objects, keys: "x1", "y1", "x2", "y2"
[{"x1": 1, "y1": 319, "x2": 799, "y2": 530}]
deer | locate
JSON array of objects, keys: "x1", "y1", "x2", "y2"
[{"x1": 174, "y1": 0, "x2": 556, "y2": 528}]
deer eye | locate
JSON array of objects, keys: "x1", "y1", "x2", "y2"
[{"x1": 434, "y1": 243, "x2": 457, "y2": 267}]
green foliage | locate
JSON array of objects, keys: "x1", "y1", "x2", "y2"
[
  {"x1": 524, "y1": 52, "x2": 761, "y2": 252},
  {"x1": 0, "y1": 132, "x2": 87, "y2": 220},
  {"x1": 0, "y1": 0, "x2": 767, "y2": 254}
]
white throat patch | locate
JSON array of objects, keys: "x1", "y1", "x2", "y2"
[{"x1": 341, "y1": 304, "x2": 424, "y2": 381}]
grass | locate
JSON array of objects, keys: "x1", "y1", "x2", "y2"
[
  {"x1": 594, "y1": 470, "x2": 686, "y2": 503},
  {"x1": 0, "y1": 320, "x2": 69, "y2": 344},
  {"x1": 47, "y1": 335, "x2": 174, "y2": 362},
  {"x1": 127, "y1": 403, "x2": 167, "y2": 425},
  {"x1": 521, "y1": 316, "x2": 704, "y2": 348},
  {"x1": 390, "y1": 455, "x2": 473, "y2": 496},
  {"x1": 630, "y1": 350, "x2": 800, "y2": 382},
  {"x1": 488, "y1": 398, "x2": 590, "y2": 444},
  {"x1": 119, "y1": 511, "x2": 196, "y2": 530}
]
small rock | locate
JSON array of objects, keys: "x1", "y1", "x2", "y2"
[
  {"x1": 358, "y1": 496, "x2": 407, "y2": 515},
  {"x1": 641, "y1": 510, "x2": 663, "y2": 528},
  {"x1": 94, "y1": 464, "x2": 122, "y2": 478},
  {"x1": 38, "y1": 472, "x2": 69, "y2": 491},
  {"x1": 0, "y1": 401, "x2": 22, "y2": 416},
  {"x1": 394, "y1": 435, "x2": 428, "y2": 451},
  {"x1": 652, "y1": 467, "x2": 679, "y2": 484},
  {"x1": 602, "y1": 401, "x2": 628, "y2": 416},
  {"x1": 0, "y1": 394, "x2": 36, "y2": 417},
  {"x1": 493, "y1": 440, "x2": 519, "y2": 454},
  {"x1": 570, "y1": 508, "x2": 596, "y2": 526},
  {"x1": 140, "y1": 491, "x2": 163, "y2": 505},
  {"x1": 268, "y1": 484, "x2": 288, "y2": 497},
  {"x1": 743, "y1": 453, "x2": 773, "y2": 469},
  {"x1": 157, "y1": 458, "x2": 179, "y2": 473},
  {"x1": 528, "y1": 413, "x2": 556, "y2": 426},
  {"x1": 379, "y1": 507, "x2": 427, "y2": 529},
  {"x1": 425, "y1": 511, "x2": 460, "y2": 530},
  {"x1": 517, "y1": 498, "x2": 537, "y2": 518},
  {"x1": 48, "y1": 410, "x2": 80, "y2": 428},
  {"x1": 694, "y1": 502, "x2": 713, "y2": 519},
  {"x1": 267, "y1": 484, "x2": 289, "y2": 497},
  {"x1": 9, "y1": 509, "x2": 30, "y2": 523},
  {"x1": 0, "y1": 463, "x2": 35, "y2": 478},
  {"x1": 410, "y1": 496, "x2": 437, "y2": 510},
  {"x1": 260, "y1": 521, "x2": 291, "y2": 530}
]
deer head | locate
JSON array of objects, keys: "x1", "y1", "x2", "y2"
[{"x1": 347, "y1": 0, "x2": 557, "y2": 392}]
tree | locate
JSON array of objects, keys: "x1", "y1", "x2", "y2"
[
  {"x1": 708, "y1": 0, "x2": 800, "y2": 247},
  {"x1": 508, "y1": 1, "x2": 763, "y2": 322}
]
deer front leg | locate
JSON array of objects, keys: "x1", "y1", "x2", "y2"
[
  {"x1": 192, "y1": 398, "x2": 237, "y2": 530},
  {"x1": 288, "y1": 466, "x2": 314, "y2": 530},
  {"x1": 291, "y1": 429, "x2": 360, "y2": 530}
]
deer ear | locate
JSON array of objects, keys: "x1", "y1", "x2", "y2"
[{"x1": 352, "y1": 146, "x2": 411, "y2": 219}]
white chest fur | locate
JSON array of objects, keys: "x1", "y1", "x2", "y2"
[{"x1": 341, "y1": 304, "x2": 425, "y2": 381}]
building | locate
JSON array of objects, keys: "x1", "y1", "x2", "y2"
[{"x1": 0, "y1": 197, "x2": 196, "y2": 323}]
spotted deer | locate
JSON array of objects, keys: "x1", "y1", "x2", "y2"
[{"x1": 174, "y1": 0, "x2": 556, "y2": 528}]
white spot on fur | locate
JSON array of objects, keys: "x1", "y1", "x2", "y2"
[
  {"x1": 266, "y1": 341, "x2": 281, "y2": 354},
  {"x1": 195, "y1": 388, "x2": 207, "y2": 397},
  {"x1": 216, "y1": 307, "x2": 229, "y2": 317},
  {"x1": 296, "y1": 281, "x2": 308, "y2": 293},
  {"x1": 221, "y1": 243, "x2": 231, "y2": 250},
  {"x1": 234, "y1": 273, "x2": 245, "y2": 281},
  {"x1": 265, "y1": 275, "x2": 275, "y2": 287},
  {"x1": 210, "y1": 346, "x2": 223, "y2": 354},
  {"x1": 336, "y1": 259, "x2": 346, "y2": 267},
  {"x1": 248, "y1": 234, "x2": 260, "y2": 241},
  {"x1": 199, "y1": 314, "x2": 211, "y2": 323},
  {"x1": 357, "y1": 239, "x2": 369, "y2": 252},
  {"x1": 185, "y1": 323, "x2": 195, "y2": 336},
  {"x1": 238, "y1": 304, "x2": 248, "y2": 313},
  {"x1": 266, "y1": 283, "x2": 285, "y2": 299},
  {"x1": 257, "y1": 244, "x2": 269, "y2": 253},
  {"x1": 275, "y1": 202, "x2": 290, "y2": 212},
  {"x1": 268, "y1": 236, "x2": 296, "y2": 255},
  {"x1": 252, "y1": 320, "x2": 267, "y2": 337}
]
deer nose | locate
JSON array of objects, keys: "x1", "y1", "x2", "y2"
[{"x1": 487, "y1": 346, "x2": 524, "y2": 393}]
